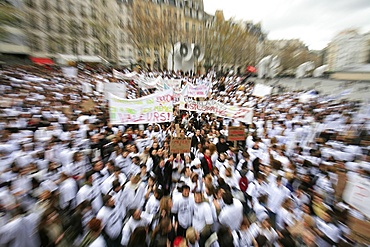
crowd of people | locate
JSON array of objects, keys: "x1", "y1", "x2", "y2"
[{"x1": 0, "y1": 65, "x2": 369, "y2": 247}]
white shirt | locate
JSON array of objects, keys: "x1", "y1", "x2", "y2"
[
  {"x1": 88, "y1": 235, "x2": 107, "y2": 247},
  {"x1": 145, "y1": 194, "x2": 160, "y2": 216},
  {"x1": 96, "y1": 206, "x2": 122, "y2": 239},
  {"x1": 266, "y1": 183, "x2": 290, "y2": 213},
  {"x1": 76, "y1": 184, "x2": 103, "y2": 213},
  {"x1": 120, "y1": 215, "x2": 151, "y2": 246},
  {"x1": 218, "y1": 198, "x2": 243, "y2": 231},
  {"x1": 172, "y1": 195, "x2": 195, "y2": 228},
  {"x1": 59, "y1": 177, "x2": 78, "y2": 210},
  {"x1": 192, "y1": 201, "x2": 213, "y2": 232},
  {"x1": 0, "y1": 213, "x2": 40, "y2": 247},
  {"x1": 276, "y1": 207, "x2": 296, "y2": 231},
  {"x1": 120, "y1": 181, "x2": 146, "y2": 211}
]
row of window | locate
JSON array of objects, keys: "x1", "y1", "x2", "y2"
[{"x1": 29, "y1": 37, "x2": 133, "y2": 58}]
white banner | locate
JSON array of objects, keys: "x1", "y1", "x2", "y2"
[
  {"x1": 136, "y1": 76, "x2": 161, "y2": 89},
  {"x1": 179, "y1": 97, "x2": 253, "y2": 124},
  {"x1": 343, "y1": 174, "x2": 370, "y2": 218},
  {"x1": 112, "y1": 69, "x2": 138, "y2": 80},
  {"x1": 104, "y1": 83, "x2": 126, "y2": 99},
  {"x1": 187, "y1": 83, "x2": 210, "y2": 98},
  {"x1": 109, "y1": 89, "x2": 173, "y2": 124},
  {"x1": 252, "y1": 84, "x2": 272, "y2": 97}
]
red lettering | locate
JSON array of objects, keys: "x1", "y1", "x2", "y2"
[{"x1": 153, "y1": 112, "x2": 159, "y2": 122}]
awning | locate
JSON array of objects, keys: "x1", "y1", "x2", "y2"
[
  {"x1": 30, "y1": 56, "x2": 54, "y2": 65},
  {"x1": 247, "y1": 66, "x2": 256, "y2": 73}
]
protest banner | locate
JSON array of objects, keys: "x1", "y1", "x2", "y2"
[
  {"x1": 228, "y1": 126, "x2": 245, "y2": 141},
  {"x1": 109, "y1": 89, "x2": 173, "y2": 124},
  {"x1": 252, "y1": 84, "x2": 272, "y2": 97},
  {"x1": 179, "y1": 97, "x2": 253, "y2": 124},
  {"x1": 104, "y1": 83, "x2": 126, "y2": 99},
  {"x1": 113, "y1": 69, "x2": 138, "y2": 80},
  {"x1": 170, "y1": 138, "x2": 191, "y2": 154},
  {"x1": 187, "y1": 83, "x2": 210, "y2": 98},
  {"x1": 136, "y1": 76, "x2": 161, "y2": 89},
  {"x1": 343, "y1": 174, "x2": 370, "y2": 219}
]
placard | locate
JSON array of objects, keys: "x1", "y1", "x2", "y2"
[
  {"x1": 343, "y1": 174, "x2": 370, "y2": 219},
  {"x1": 252, "y1": 84, "x2": 272, "y2": 97},
  {"x1": 80, "y1": 99, "x2": 95, "y2": 112},
  {"x1": 228, "y1": 126, "x2": 245, "y2": 141},
  {"x1": 135, "y1": 138, "x2": 153, "y2": 153},
  {"x1": 170, "y1": 138, "x2": 191, "y2": 154}
]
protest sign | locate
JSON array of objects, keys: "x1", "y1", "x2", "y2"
[
  {"x1": 62, "y1": 67, "x2": 78, "y2": 78},
  {"x1": 343, "y1": 174, "x2": 370, "y2": 219},
  {"x1": 135, "y1": 138, "x2": 153, "y2": 153},
  {"x1": 252, "y1": 84, "x2": 272, "y2": 97},
  {"x1": 80, "y1": 99, "x2": 95, "y2": 112},
  {"x1": 170, "y1": 138, "x2": 191, "y2": 154},
  {"x1": 165, "y1": 78, "x2": 182, "y2": 91},
  {"x1": 187, "y1": 83, "x2": 210, "y2": 98},
  {"x1": 179, "y1": 97, "x2": 253, "y2": 124},
  {"x1": 109, "y1": 89, "x2": 173, "y2": 124},
  {"x1": 104, "y1": 83, "x2": 126, "y2": 99},
  {"x1": 228, "y1": 126, "x2": 245, "y2": 141}
]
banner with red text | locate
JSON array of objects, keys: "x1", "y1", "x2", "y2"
[
  {"x1": 186, "y1": 83, "x2": 210, "y2": 98},
  {"x1": 179, "y1": 97, "x2": 253, "y2": 124},
  {"x1": 109, "y1": 89, "x2": 173, "y2": 124}
]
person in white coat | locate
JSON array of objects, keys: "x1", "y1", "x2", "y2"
[
  {"x1": 120, "y1": 209, "x2": 151, "y2": 246},
  {"x1": 58, "y1": 172, "x2": 78, "y2": 212},
  {"x1": 76, "y1": 170, "x2": 103, "y2": 214},
  {"x1": 192, "y1": 191, "x2": 214, "y2": 247},
  {"x1": 266, "y1": 175, "x2": 291, "y2": 228},
  {"x1": 0, "y1": 207, "x2": 41, "y2": 247},
  {"x1": 79, "y1": 217, "x2": 107, "y2": 247},
  {"x1": 119, "y1": 174, "x2": 146, "y2": 217},
  {"x1": 96, "y1": 195, "x2": 123, "y2": 246},
  {"x1": 218, "y1": 192, "x2": 243, "y2": 231},
  {"x1": 172, "y1": 184, "x2": 195, "y2": 237}
]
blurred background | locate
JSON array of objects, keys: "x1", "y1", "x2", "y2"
[{"x1": 0, "y1": 0, "x2": 370, "y2": 78}]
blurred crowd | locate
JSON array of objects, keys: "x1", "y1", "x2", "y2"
[{"x1": 0, "y1": 65, "x2": 369, "y2": 247}]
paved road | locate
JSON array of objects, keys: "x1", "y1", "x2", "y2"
[{"x1": 253, "y1": 77, "x2": 370, "y2": 102}]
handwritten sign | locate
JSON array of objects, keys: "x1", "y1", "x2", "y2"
[
  {"x1": 343, "y1": 174, "x2": 370, "y2": 218},
  {"x1": 228, "y1": 126, "x2": 245, "y2": 141},
  {"x1": 109, "y1": 89, "x2": 173, "y2": 124},
  {"x1": 135, "y1": 138, "x2": 153, "y2": 153},
  {"x1": 170, "y1": 138, "x2": 191, "y2": 154},
  {"x1": 80, "y1": 99, "x2": 95, "y2": 112}
]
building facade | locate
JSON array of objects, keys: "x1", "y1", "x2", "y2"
[
  {"x1": 326, "y1": 29, "x2": 369, "y2": 71},
  {"x1": 2, "y1": 0, "x2": 264, "y2": 71},
  {"x1": 21, "y1": 0, "x2": 135, "y2": 65}
]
